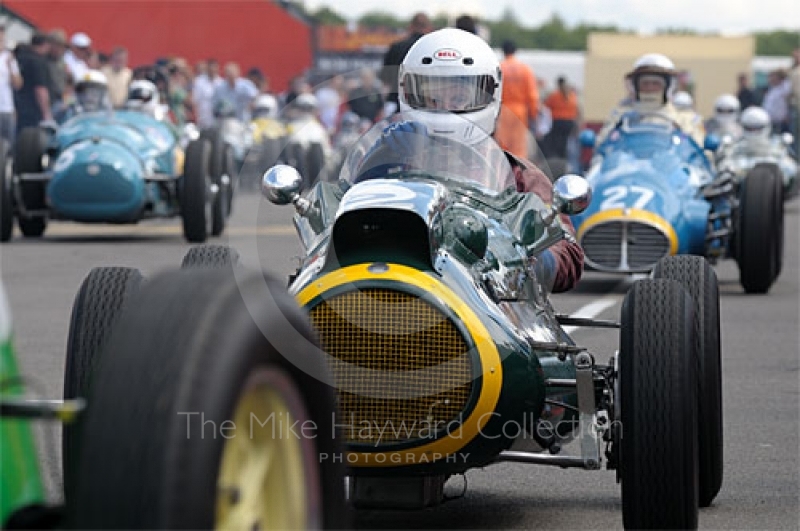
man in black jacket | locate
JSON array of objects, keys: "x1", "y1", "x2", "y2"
[
  {"x1": 14, "y1": 33, "x2": 54, "y2": 135},
  {"x1": 380, "y1": 13, "x2": 432, "y2": 112}
]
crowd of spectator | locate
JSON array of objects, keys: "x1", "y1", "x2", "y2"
[{"x1": 2, "y1": 22, "x2": 796, "y2": 161}]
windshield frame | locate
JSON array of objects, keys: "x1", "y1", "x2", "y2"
[{"x1": 334, "y1": 113, "x2": 516, "y2": 196}]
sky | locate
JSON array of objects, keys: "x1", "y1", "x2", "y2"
[{"x1": 302, "y1": 0, "x2": 800, "y2": 34}]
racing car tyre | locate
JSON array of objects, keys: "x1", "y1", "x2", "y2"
[
  {"x1": 619, "y1": 279, "x2": 699, "y2": 530},
  {"x1": 14, "y1": 127, "x2": 48, "y2": 238},
  {"x1": 653, "y1": 255, "x2": 723, "y2": 507},
  {"x1": 0, "y1": 139, "x2": 13, "y2": 242},
  {"x1": 200, "y1": 127, "x2": 234, "y2": 225},
  {"x1": 181, "y1": 244, "x2": 241, "y2": 269},
  {"x1": 181, "y1": 139, "x2": 212, "y2": 243},
  {"x1": 62, "y1": 266, "x2": 145, "y2": 502},
  {"x1": 66, "y1": 269, "x2": 348, "y2": 530},
  {"x1": 737, "y1": 165, "x2": 783, "y2": 293}
]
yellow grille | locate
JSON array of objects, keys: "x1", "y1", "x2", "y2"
[{"x1": 308, "y1": 288, "x2": 474, "y2": 445}]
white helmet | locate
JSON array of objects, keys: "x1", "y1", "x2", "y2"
[
  {"x1": 126, "y1": 80, "x2": 160, "y2": 117},
  {"x1": 293, "y1": 93, "x2": 318, "y2": 112},
  {"x1": 398, "y1": 28, "x2": 502, "y2": 145},
  {"x1": 252, "y1": 94, "x2": 278, "y2": 119},
  {"x1": 626, "y1": 53, "x2": 676, "y2": 110},
  {"x1": 673, "y1": 91, "x2": 694, "y2": 111},
  {"x1": 740, "y1": 106, "x2": 771, "y2": 140},
  {"x1": 714, "y1": 94, "x2": 740, "y2": 124},
  {"x1": 75, "y1": 70, "x2": 110, "y2": 112}
]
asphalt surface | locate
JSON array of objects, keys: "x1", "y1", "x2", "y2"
[{"x1": 1, "y1": 190, "x2": 798, "y2": 529}]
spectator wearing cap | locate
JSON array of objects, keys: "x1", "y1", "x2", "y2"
[
  {"x1": 46, "y1": 29, "x2": 68, "y2": 115},
  {"x1": 494, "y1": 39, "x2": 539, "y2": 160},
  {"x1": 102, "y1": 46, "x2": 131, "y2": 108},
  {"x1": 14, "y1": 33, "x2": 54, "y2": 135},
  {"x1": 0, "y1": 25, "x2": 23, "y2": 145},
  {"x1": 64, "y1": 32, "x2": 91, "y2": 83}
]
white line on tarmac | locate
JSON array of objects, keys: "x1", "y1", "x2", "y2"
[
  {"x1": 562, "y1": 297, "x2": 620, "y2": 335},
  {"x1": 560, "y1": 273, "x2": 650, "y2": 334}
]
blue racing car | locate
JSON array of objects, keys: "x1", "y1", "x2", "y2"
[
  {"x1": 1, "y1": 110, "x2": 226, "y2": 243},
  {"x1": 574, "y1": 111, "x2": 783, "y2": 294}
]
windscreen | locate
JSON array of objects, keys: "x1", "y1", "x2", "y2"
[{"x1": 337, "y1": 112, "x2": 515, "y2": 195}]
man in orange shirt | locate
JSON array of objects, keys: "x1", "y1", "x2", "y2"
[
  {"x1": 494, "y1": 40, "x2": 538, "y2": 160},
  {"x1": 543, "y1": 76, "x2": 579, "y2": 159}
]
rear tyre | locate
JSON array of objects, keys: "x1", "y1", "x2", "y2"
[
  {"x1": 181, "y1": 139, "x2": 212, "y2": 243},
  {"x1": 62, "y1": 266, "x2": 144, "y2": 501},
  {"x1": 201, "y1": 127, "x2": 233, "y2": 228},
  {"x1": 67, "y1": 269, "x2": 348, "y2": 529},
  {"x1": 619, "y1": 279, "x2": 699, "y2": 529},
  {"x1": 181, "y1": 244, "x2": 241, "y2": 269},
  {"x1": 1, "y1": 139, "x2": 13, "y2": 242},
  {"x1": 653, "y1": 255, "x2": 723, "y2": 507},
  {"x1": 15, "y1": 127, "x2": 48, "y2": 238},
  {"x1": 737, "y1": 165, "x2": 783, "y2": 293}
]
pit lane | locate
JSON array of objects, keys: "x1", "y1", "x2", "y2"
[{"x1": 1, "y1": 191, "x2": 797, "y2": 529}]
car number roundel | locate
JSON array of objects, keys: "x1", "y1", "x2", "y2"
[{"x1": 599, "y1": 185, "x2": 655, "y2": 210}]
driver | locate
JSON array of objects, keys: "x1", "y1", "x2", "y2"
[
  {"x1": 74, "y1": 70, "x2": 111, "y2": 113},
  {"x1": 705, "y1": 94, "x2": 743, "y2": 140},
  {"x1": 125, "y1": 79, "x2": 170, "y2": 122},
  {"x1": 597, "y1": 54, "x2": 705, "y2": 146},
  {"x1": 392, "y1": 28, "x2": 583, "y2": 293}
]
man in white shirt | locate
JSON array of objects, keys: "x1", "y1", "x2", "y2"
[
  {"x1": 63, "y1": 32, "x2": 91, "y2": 84},
  {"x1": 315, "y1": 74, "x2": 343, "y2": 133},
  {"x1": 0, "y1": 25, "x2": 22, "y2": 146},
  {"x1": 762, "y1": 69, "x2": 791, "y2": 134},
  {"x1": 192, "y1": 58, "x2": 223, "y2": 128},
  {"x1": 212, "y1": 62, "x2": 258, "y2": 122}
]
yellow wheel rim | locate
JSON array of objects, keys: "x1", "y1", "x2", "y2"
[{"x1": 215, "y1": 368, "x2": 320, "y2": 530}]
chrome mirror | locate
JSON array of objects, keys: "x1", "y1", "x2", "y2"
[
  {"x1": 552, "y1": 174, "x2": 592, "y2": 216},
  {"x1": 262, "y1": 165, "x2": 303, "y2": 205}
]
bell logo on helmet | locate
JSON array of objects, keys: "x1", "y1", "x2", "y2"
[{"x1": 434, "y1": 48, "x2": 462, "y2": 61}]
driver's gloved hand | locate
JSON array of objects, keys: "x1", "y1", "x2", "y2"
[
  {"x1": 379, "y1": 120, "x2": 430, "y2": 156},
  {"x1": 39, "y1": 119, "x2": 58, "y2": 133}
]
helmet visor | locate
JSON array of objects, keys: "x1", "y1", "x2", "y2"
[
  {"x1": 128, "y1": 86, "x2": 154, "y2": 103},
  {"x1": 402, "y1": 74, "x2": 496, "y2": 113},
  {"x1": 743, "y1": 123, "x2": 767, "y2": 133},
  {"x1": 77, "y1": 84, "x2": 107, "y2": 111}
]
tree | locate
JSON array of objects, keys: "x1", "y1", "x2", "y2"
[
  {"x1": 312, "y1": 6, "x2": 346, "y2": 25},
  {"x1": 755, "y1": 30, "x2": 800, "y2": 56},
  {"x1": 357, "y1": 11, "x2": 405, "y2": 30}
]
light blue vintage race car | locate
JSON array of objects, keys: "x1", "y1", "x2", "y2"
[
  {"x1": 0, "y1": 110, "x2": 228, "y2": 243},
  {"x1": 715, "y1": 132, "x2": 798, "y2": 200},
  {"x1": 575, "y1": 112, "x2": 784, "y2": 294}
]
